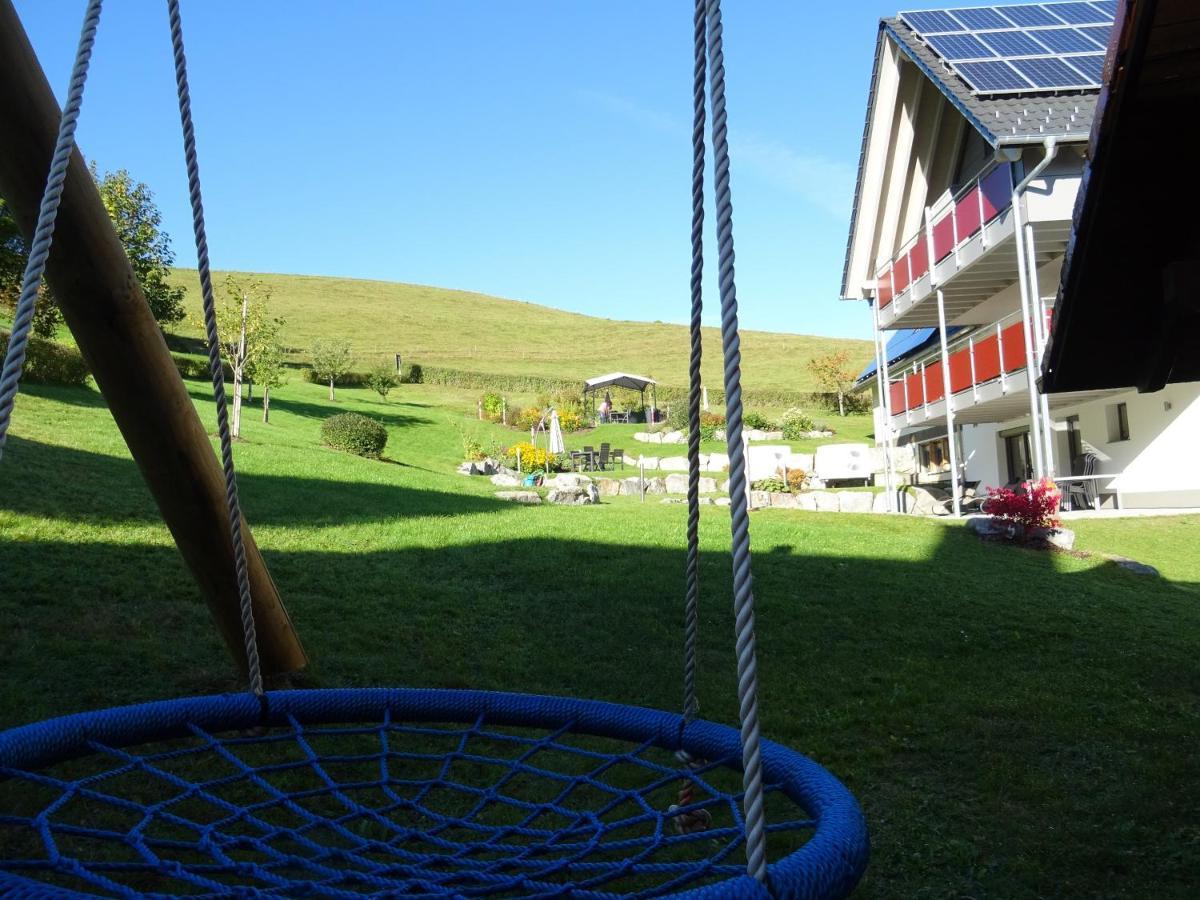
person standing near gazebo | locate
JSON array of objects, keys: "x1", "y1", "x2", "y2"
[{"x1": 600, "y1": 390, "x2": 612, "y2": 424}]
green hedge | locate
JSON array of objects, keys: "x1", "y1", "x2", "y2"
[
  {"x1": 0, "y1": 331, "x2": 89, "y2": 386},
  {"x1": 320, "y1": 412, "x2": 388, "y2": 458}
]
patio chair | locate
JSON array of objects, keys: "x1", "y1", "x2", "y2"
[
  {"x1": 1067, "y1": 452, "x2": 1099, "y2": 510},
  {"x1": 597, "y1": 443, "x2": 611, "y2": 471},
  {"x1": 610, "y1": 448, "x2": 625, "y2": 470},
  {"x1": 582, "y1": 445, "x2": 595, "y2": 471}
]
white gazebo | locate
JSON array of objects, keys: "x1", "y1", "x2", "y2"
[{"x1": 582, "y1": 372, "x2": 658, "y2": 423}]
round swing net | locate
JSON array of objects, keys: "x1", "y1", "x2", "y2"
[{"x1": 0, "y1": 0, "x2": 869, "y2": 897}]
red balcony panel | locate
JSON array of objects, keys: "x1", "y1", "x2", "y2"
[
  {"x1": 979, "y1": 165, "x2": 1012, "y2": 222},
  {"x1": 892, "y1": 254, "x2": 910, "y2": 294},
  {"x1": 889, "y1": 380, "x2": 905, "y2": 414},
  {"x1": 973, "y1": 335, "x2": 1001, "y2": 383},
  {"x1": 932, "y1": 213, "x2": 955, "y2": 261},
  {"x1": 923, "y1": 362, "x2": 945, "y2": 403},
  {"x1": 956, "y1": 187, "x2": 982, "y2": 241},
  {"x1": 905, "y1": 371, "x2": 925, "y2": 408},
  {"x1": 1001, "y1": 322, "x2": 1027, "y2": 373},
  {"x1": 908, "y1": 236, "x2": 929, "y2": 282},
  {"x1": 948, "y1": 348, "x2": 973, "y2": 394},
  {"x1": 877, "y1": 266, "x2": 893, "y2": 308}
]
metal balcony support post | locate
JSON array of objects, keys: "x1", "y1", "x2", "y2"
[
  {"x1": 951, "y1": 203, "x2": 960, "y2": 268},
  {"x1": 997, "y1": 322, "x2": 1007, "y2": 393},
  {"x1": 1023, "y1": 222, "x2": 1057, "y2": 478},
  {"x1": 872, "y1": 300, "x2": 897, "y2": 513},
  {"x1": 924, "y1": 206, "x2": 938, "y2": 289},
  {"x1": 935, "y1": 289, "x2": 961, "y2": 516},
  {"x1": 903, "y1": 372, "x2": 911, "y2": 425},
  {"x1": 977, "y1": 175, "x2": 988, "y2": 249},
  {"x1": 920, "y1": 362, "x2": 929, "y2": 417}
]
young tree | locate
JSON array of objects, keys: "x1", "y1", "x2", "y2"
[
  {"x1": 93, "y1": 166, "x2": 187, "y2": 326},
  {"x1": 213, "y1": 276, "x2": 283, "y2": 438},
  {"x1": 807, "y1": 349, "x2": 858, "y2": 417},
  {"x1": 251, "y1": 339, "x2": 288, "y2": 423},
  {"x1": 311, "y1": 339, "x2": 353, "y2": 401},
  {"x1": 367, "y1": 360, "x2": 397, "y2": 401}
]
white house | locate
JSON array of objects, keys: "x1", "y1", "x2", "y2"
[{"x1": 842, "y1": 1, "x2": 1200, "y2": 511}]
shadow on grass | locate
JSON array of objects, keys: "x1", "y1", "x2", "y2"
[
  {"x1": 0, "y1": 527, "x2": 1197, "y2": 900},
  {"x1": 0, "y1": 436, "x2": 506, "y2": 525},
  {"x1": 243, "y1": 395, "x2": 433, "y2": 429}
]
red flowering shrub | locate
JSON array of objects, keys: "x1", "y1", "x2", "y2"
[{"x1": 985, "y1": 478, "x2": 1061, "y2": 529}]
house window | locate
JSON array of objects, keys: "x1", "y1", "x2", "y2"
[
  {"x1": 1105, "y1": 402, "x2": 1130, "y2": 442},
  {"x1": 1004, "y1": 431, "x2": 1032, "y2": 484},
  {"x1": 919, "y1": 438, "x2": 951, "y2": 476},
  {"x1": 1066, "y1": 416, "x2": 1083, "y2": 468}
]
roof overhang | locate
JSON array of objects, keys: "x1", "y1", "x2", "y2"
[{"x1": 1042, "y1": 0, "x2": 1200, "y2": 393}]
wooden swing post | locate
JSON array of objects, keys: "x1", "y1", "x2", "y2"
[{"x1": 0, "y1": 0, "x2": 307, "y2": 676}]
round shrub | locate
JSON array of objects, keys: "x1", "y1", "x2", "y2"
[
  {"x1": 780, "y1": 408, "x2": 816, "y2": 440},
  {"x1": 321, "y1": 413, "x2": 388, "y2": 458},
  {"x1": 742, "y1": 411, "x2": 774, "y2": 431},
  {"x1": 0, "y1": 332, "x2": 89, "y2": 386}
]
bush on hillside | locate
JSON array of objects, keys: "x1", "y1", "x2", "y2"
[
  {"x1": 504, "y1": 441, "x2": 561, "y2": 473},
  {"x1": 0, "y1": 331, "x2": 89, "y2": 386},
  {"x1": 742, "y1": 411, "x2": 774, "y2": 431},
  {"x1": 751, "y1": 477, "x2": 788, "y2": 493},
  {"x1": 320, "y1": 412, "x2": 388, "y2": 458},
  {"x1": 512, "y1": 406, "x2": 544, "y2": 431},
  {"x1": 303, "y1": 368, "x2": 369, "y2": 387},
  {"x1": 399, "y1": 362, "x2": 423, "y2": 384}
]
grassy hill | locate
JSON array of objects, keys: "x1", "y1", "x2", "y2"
[{"x1": 168, "y1": 270, "x2": 872, "y2": 394}]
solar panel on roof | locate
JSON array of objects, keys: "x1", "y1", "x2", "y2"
[
  {"x1": 898, "y1": 3, "x2": 1114, "y2": 95},
  {"x1": 927, "y1": 33, "x2": 996, "y2": 61},
  {"x1": 1049, "y1": 1, "x2": 1110, "y2": 24},
  {"x1": 902, "y1": 10, "x2": 965, "y2": 33},
  {"x1": 1078, "y1": 24, "x2": 1113, "y2": 47},
  {"x1": 980, "y1": 29, "x2": 1048, "y2": 56},
  {"x1": 997, "y1": 4, "x2": 1067, "y2": 27},
  {"x1": 1030, "y1": 27, "x2": 1103, "y2": 53},
  {"x1": 956, "y1": 59, "x2": 1032, "y2": 91},
  {"x1": 947, "y1": 7, "x2": 1011, "y2": 29},
  {"x1": 1064, "y1": 53, "x2": 1105, "y2": 82},
  {"x1": 1010, "y1": 55, "x2": 1091, "y2": 87}
]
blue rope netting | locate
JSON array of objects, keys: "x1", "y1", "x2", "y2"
[{"x1": 0, "y1": 689, "x2": 868, "y2": 898}]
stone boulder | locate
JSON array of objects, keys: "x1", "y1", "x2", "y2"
[
  {"x1": 495, "y1": 491, "x2": 541, "y2": 504},
  {"x1": 698, "y1": 476, "x2": 718, "y2": 494},
  {"x1": 872, "y1": 491, "x2": 892, "y2": 514},
  {"x1": 784, "y1": 453, "x2": 814, "y2": 474},
  {"x1": 547, "y1": 484, "x2": 600, "y2": 505},
  {"x1": 812, "y1": 492, "x2": 840, "y2": 512},
  {"x1": 904, "y1": 485, "x2": 951, "y2": 516},
  {"x1": 795, "y1": 492, "x2": 817, "y2": 511},
  {"x1": 659, "y1": 457, "x2": 689, "y2": 472},
  {"x1": 490, "y1": 473, "x2": 521, "y2": 487},
  {"x1": 839, "y1": 491, "x2": 875, "y2": 514},
  {"x1": 1104, "y1": 554, "x2": 1160, "y2": 577},
  {"x1": 665, "y1": 473, "x2": 689, "y2": 494},
  {"x1": 635, "y1": 456, "x2": 657, "y2": 469},
  {"x1": 547, "y1": 473, "x2": 592, "y2": 490},
  {"x1": 715, "y1": 497, "x2": 731, "y2": 507},
  {"x1": 645, "y1": 477, "x2": 667, "y2": 494},
  {"x1": 621, "y1": 478, "x2": 642, "y2": 496},
  {"x1": 597, "y1": 478, "x2": 622, "y2": 497},
  {"x1": 458, "y1": 459, "x2": 496, "y2": 476},
  {"x1": 720, "y1": 479, "x2": 731, "y2": 494},
  {"x1": 661, "y1": 430, "x2": 685, "y2": 444},
  {"x1": 633, "y1": 432, "x2": 661, "y2": 444},
  {"x1": 965, "y1": 516, "x2": 1075, "y2": 550},
  {"x1": 769, "y1": 492, "x2": 799, "y2": 509},
  {"x1": 750, "y1": 490, "x2": 772, "y2": 509},
  {"x1": 706, "y1": 452, "x2": 729, "y2": 472}
]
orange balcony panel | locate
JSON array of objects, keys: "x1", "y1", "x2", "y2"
[
  {"x1": 932, "y1": 213, "x2": 955, "y2": 261},
  {"x1": 908, "y1": 236, "x2": 929, "y2": 281},
  {"x1": 893, "y1": 255, "x2": 910, "y2": 294},
  {"x1": 974, "y1": 335, "x2": 1001, "y2": 382},
  {"x1": 956, "y1": 187, "x2": 982, "y2": 240},
  {"x1": 877, "y1": 266, "x2": 893, "y2": 308},
  {"x1": 980, "y1": 165, "x2": 1011, "y2": 222},
  {"x1": 1001, "y1": 322, "x2": 1026, "y2": 373},
  {"x1": 905, "y1": 371, "x2": 925, "y2": 407},
  {"x1": 889, "y1": 380, "x2": 906, "y2": 413},
  {"x1": 948, "y1": 348, "x2": 973, "y2": 394},
  {"x1": 923, "y1": 362, "x2": 945, "y2": 403}
]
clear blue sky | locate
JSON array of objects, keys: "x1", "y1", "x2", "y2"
[{"x1": 14, "y1": 1, "x2": 902, "y2": 339}]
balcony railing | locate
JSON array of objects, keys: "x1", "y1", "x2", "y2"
[
  {"x1": 887, "y1": 310, "x2": 1030, "y2": 417},
  {"x1": 876, "y1": 162, "x2": 1014, "y2": 310}
]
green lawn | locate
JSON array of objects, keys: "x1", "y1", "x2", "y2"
[
  {"x1": 167, "y1": 268, "x2": 873, "y2": 394},
  {"x1": 1, "y1": 377, "x2": 1198, "y2": 898}
]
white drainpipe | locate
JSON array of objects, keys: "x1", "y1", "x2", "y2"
[{"x1": 1007, "y1": 137, "x2": 1058, "y2": 480}]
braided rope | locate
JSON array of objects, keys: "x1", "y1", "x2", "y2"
[
  {"x1": 682, "y1": 0, "x2": 706, "y2": 727},
  {"x1": 705, "y1": 0, "x2": 767, "y2": 882},
  {"x1": 166, "y1": 0, "x2": 262, "y2": 697},
  {"x1": 0, "y1": 0, "x2": 103, "y2": 461}
]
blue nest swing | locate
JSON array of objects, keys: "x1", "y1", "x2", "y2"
[{"x1": 0, "y1": 1, "x2": 869, "y2": 896}]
